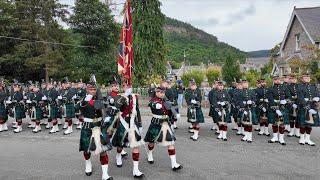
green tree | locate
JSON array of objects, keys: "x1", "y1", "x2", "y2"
[
  {"x1": 244, "y1": 70, "x2": 260, "y2": 87},
  {"x1": 222, "y1": 55, "x2": 241, "y2": 85},
  {"x1": 131, "y1": 0, "x2": 166, "y2": 86},
  {"x1": 68, "y1": 0, "x2": 119, "y2": 83},
  {"x1": 181, "y1": 70, "x2": 205, "y2": 86},
  {"x1": 206, "y1": 67, "x2": 221, "y2": 85}
]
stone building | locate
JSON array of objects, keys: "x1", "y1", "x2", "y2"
[
  {"x1": 240, "y1": 57, "x2": 270, "y2": 73},
  {"x1": 275, "y1": 6, "x2": 320, "y2": 76}
]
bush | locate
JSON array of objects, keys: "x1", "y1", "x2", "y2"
[
  {"x1": 206, "y1": 67, "x2": 221, "y2": 85},
  {"x1": 181, "y1": 70, "x2": 205, "y2": 86},
  {"x1": 244, "y1": 70, "x2": 260, "y2": 87}
]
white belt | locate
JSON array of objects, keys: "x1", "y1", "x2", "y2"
[
  {"x1": 153, "y1": 115, "x2": 168, "y2": 119},
  {"x1": 84, "y1": 117, "x2": 102, "y2": 123}
]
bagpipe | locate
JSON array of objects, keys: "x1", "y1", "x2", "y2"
[{"x1": 215, "y1": 101, "x2": 229, "y2": 123}]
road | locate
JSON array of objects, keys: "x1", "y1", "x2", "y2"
[{"x1": 0, "y1": 107, "x2": 319, "y2": 180}]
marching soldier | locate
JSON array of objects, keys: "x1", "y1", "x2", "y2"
[
  {"x1": 297, "y1": 73, "x2": 319, "y2": 146},
  {"x1": 79, "y1": 81, "x2": 113, "y2": 180},
  {"x1": 144, "y1": 86, "x2": 183, "y2": 171},
  {"x1": 30, "y1": 83, "x2": 46, "y2": 133},
  {"x1": 211, "y1": 81, "x2": 231, "y2": 141},
  {"x1": 47, "y1": 81, "x2": 61, "y2": 134},
  {"x1": 228, "y1": 81, "x2": 239, "y2": 131},
  {"x1": 8, "y1": 80, "x2": 26, "y2": 133},
  {"x1": 267, "y1": 75, "x2": 290, "y2": 145},
  {"x1": 185, "y1": 79, "x2": 204, "y2": 141},
  {"x1": 75, "y1": 81, "x2": 86, "y2": 130},
  {"x1": 61, "y1": 78, "x2": 77, "y2": 135},
  {"x1": 287, "y1": 74, "x2": 300, "y2": 137},
  {"x1": 209, "y1": 81, "x2": 218, "y2": 133},
  {"x1": 237, "y1": 80, "x2": 257, "y2": 142},
  {"x1": 282, "y1": 74, "x2": 291, "y2": 133},
  {"x1": 26, "y1": 82, "x2": 36, "y2": 129},
  {"x1": 0, "y1": 80, "x2": 8, "y2": 132},
  {"x1": 255, "y1": 79, "x2": 270, "y2": 136},
  {"x1": 165, "y1": 80, "x2": 180, "y2": 129},
  {"x1": 111, "y1": 83, "x2": 144, "y2": 178},
  {"x1": 233, "y1": 81, "x2": 245, "y2": 136}
]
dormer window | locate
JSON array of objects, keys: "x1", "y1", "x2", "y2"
[{"x1": 295, "y1": 34, "x2": 300, "y2": 51}]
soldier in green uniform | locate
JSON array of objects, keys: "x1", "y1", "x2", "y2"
[
  {"x1": 228, "y1": 81, "x2": 239, "y2": 131},
  {"x1": 9, "y1": 81, "x2": 26, "y2": 133},
  {"x1": 165, "y1": 80, "x2": 180, "y2": 129},
  {"x1": 211, "y1": 81, "x2": 231, "y2": 141},
  {"x1": 79, "y1": 81, "x2": 113, "y2": 180},
  {"x1": 267, "y1": 75, "x2": 290, "y2": 145},
  {"x1": 185, "y1": 79, "x2": 204, "y2": 141},
  {"x1": 297, "y1": 73, "x2": 319, "y2": 146},
  {"x1": 282, "y1": 74, "x2": 291, "y2": 133},
  {"x1": 255, "y1": 79, "x2": 270, "y2": 136},
  {"x1": 75, "y1": 81, "x2": 87, "y2": 130},
  {"x1": 0, "y1": 80, "x2": 9, "y2": 132},
  {"x1": 61, "y1": 78, "x2": 77, "y2": 135},
  {"x1": 144, "y1": 86, "x2": 183, "y2": 171},
  {"x1": 30, "y1": 83, "x2": 46, "y2": 133},
  {"x1": 25, "y1": 82, "x2": 36, "y2": 129},
  {"x1": 287, "y1": 74, "x2": 300, "y2": 137},
  {"x1": 47, "y1": 81, "x2": 61, "y2": 134},
  {"x1": 209, "y1": 81, "x2": 218, "y2": 133},
  {"x1": 233, "y1": 81, "x2": 245, "y2": 136},
  {"x1": 237, "y1": 79, "x2": 257, "y2": 142},
  {"x1": 111, "y1": 83, "x2": 144, "y2": 178}
]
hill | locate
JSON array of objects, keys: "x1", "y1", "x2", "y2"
[
  {"x1": 164, "y1": 17, "x2": 247, "y2": 66},
  {"x1": 248, "y1": 50, "x2": 271, "y2": 58}
]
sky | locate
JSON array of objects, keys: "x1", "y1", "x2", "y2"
[{"x1": 60, "y1": 0, "x2": 320, "y2": 52}]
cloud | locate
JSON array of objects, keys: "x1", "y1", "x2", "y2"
[
  {"x1": 223, "y1": 3, "x2": 256, "y2": 26},
  {"x1": 189, "y1": 18, "x2": 220, "y2": 27}
]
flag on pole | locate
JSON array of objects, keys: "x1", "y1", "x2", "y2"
[{"x1": 117, "y1": 0, "x2": 133, "y2": 87}]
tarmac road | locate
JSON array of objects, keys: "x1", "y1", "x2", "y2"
[{"x1": 0, "y1": 107, "x2": 319, "y2": 180}]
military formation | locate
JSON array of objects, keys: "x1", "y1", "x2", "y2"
[{"x1": 0, "y1": 73, "x2": 319, "y2": 180}]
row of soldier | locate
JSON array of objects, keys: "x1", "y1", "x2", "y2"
[
  {"x1": 176, "y1": 73, "x2": 319, "y2": 146},
  {"x1": 0, "y1": 78, "x2": 183, "y2": 180}
]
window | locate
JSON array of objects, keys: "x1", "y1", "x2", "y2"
[{"x1": 295, "y1": 34, "x2": 300, "y2": 51}]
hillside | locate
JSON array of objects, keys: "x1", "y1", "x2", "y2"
[
  {"x1": 248, "y1": 50, "x2": 271, "y2": 58},
  {"x1": 164, "y1": 17, "x2": 247, "y2": 66}
]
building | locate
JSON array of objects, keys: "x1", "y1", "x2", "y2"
[
  {"x1": 240, "y1": 57, "x2": 270, "y2": 73},
  {"x1": 275, "y1": 6, "x2": 320, "y2": 76}
]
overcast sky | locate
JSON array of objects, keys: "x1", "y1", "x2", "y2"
[{"x1": 60, "y1": 0, "x2": 320, "y2": 52}]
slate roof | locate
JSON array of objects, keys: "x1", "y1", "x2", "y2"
[{"x1": 295, "y1": 7, "x2": 320, "y2": 42}]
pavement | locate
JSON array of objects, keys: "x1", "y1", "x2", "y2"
[{"x1": 0, "y1": 107, "x2": 320, "y2": 180}]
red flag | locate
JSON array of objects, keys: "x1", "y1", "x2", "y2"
[{"x1": 118, "y1": 0, "x2": 133, "y2": 87}]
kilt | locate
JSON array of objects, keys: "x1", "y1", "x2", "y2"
[
  {"x1": 79, "y1": 121, "x2": 112, "y2": 152},
  {"x1": 187, "y1": 106, "x2": 204, "y2": 123},
  {"x1": 267, "y1": 108, "x2": 289, "y2": 125},
  {"x1": 111, "y1": 117, "x2": 143, "y2": 148},
  {"x1": 0, "y1": 104, "x2": 8, "y2": 121},
  {"x1": 64, "y1": 103, "x2": 75, "y2": 118},
  {"x1": 49, "y1": 105, "x2": 60, "y2": 119},
  {"x1": 14, "y1": 106, "x2": 25, "y2": 119},
  {"x1": 33, "y1": 107, "x2": 43, "y2": 120},
  {"x1": 213, "y1": 109, "x2": 231, "y2": 124},
  {"x1": 144, "y1": 118, "x2": 176, "y2": 146},
  {"x1": 298, "y1": 108, "x2": 320, "y2": 127}
]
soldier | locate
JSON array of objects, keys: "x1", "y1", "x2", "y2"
[
  {"x1": 47, "y1": 81, "x2": 61, "y2": 134},
  {"x1": 78, "y1": 81, "x2": 113, "y2": 180},
  {"x1": 238, "y1": 79, "x2": 257, "y2": 142},
  {"x1": 104, "y1": 80, "x2": 128, "y2": 161},
  {"x1": 267, "y1": 75, "x2": 290, "y2": 145},
  {"x1": 287, "y1": 74, "x2": 300, "y2": 137},
  {"x1": 255, "y1": 79, "x2": 270, "y2": 136},
  {"x1": 211, "y1": 81, "x2": 231, "y2": 141},
  {"x1": 61, "y1": 78, "x2": 77, "y2": 135},
  {"x1": 8, "y1": 81, "x2": 26, "y2": 133},
  {"x1": 297, "y1": 73, "x2": 319, "y2": 146},
  {"x1": 30, "y1": 83, "x2": 46, "y2": 133},
  {"x1": 25, "y1": 82, "x2": 36, "y2": 129},
  {"x1": 228, "y1": 81, "x2": 239, "y2": 131},
  {"x1": 209, "y1": 81, "x2": 218, "y2": 133},
  {"x1": 75, "y1": 80, "x2": 86, "y2": 130},
  {"x1": 165, "y1": 80, "x2": 180, "y2": 129},
  {"x1": 111, "y1": 83, "x2": 144, "y2": 178},
  {"x1": 185, "y1": 80, "x2": 204, "y2": 141},
  {"x1": 0, "y1": 80, "x2": 8, "y2": 132},
  {"x1": 282, "y1": 74, "x2": 291, "y2": 133},
  {"x1": 144, "y1": 86, "x2": 183, "y2": 171}
]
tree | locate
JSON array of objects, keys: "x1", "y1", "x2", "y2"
[
  {"x1": 68, "y1": 0, "x2": 119, "y2": 83},
  {"x1": 206, "y1": 67, "x2": 221, "y2": 85},
  {"x1": 244, "y1": 70, "x2": 260, "y2": 87},
  {"x1": 131, "y1": 0, "x2": 166, "y2": 86},
  {"x1": 222, "y1": 55, "x2": 241, "y2": 85},
  {"x1": 181, "y1": 70, "x2": 205, "y2": 86}
]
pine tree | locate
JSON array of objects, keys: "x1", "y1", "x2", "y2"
[
  {"x1": 222, "y1": 55, "x2": 241, "y2": 85},
  {"x1": 131, "y1": 0, "x2": 166, "y2": 86}
]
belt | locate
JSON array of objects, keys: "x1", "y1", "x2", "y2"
[
  {"x1": 84, "y1": 117, "x2": 102, "y2": 123},
  {"x1": 152, "y1": 115, "x2": 168, "y2": 119}
]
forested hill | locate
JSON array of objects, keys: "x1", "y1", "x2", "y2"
[
  {"x1": 164, "y1": 17, "x2": 247, "y2": 65},
  {"x1": 248, "y1": 50, "x2": 271, "y2": 58}
]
